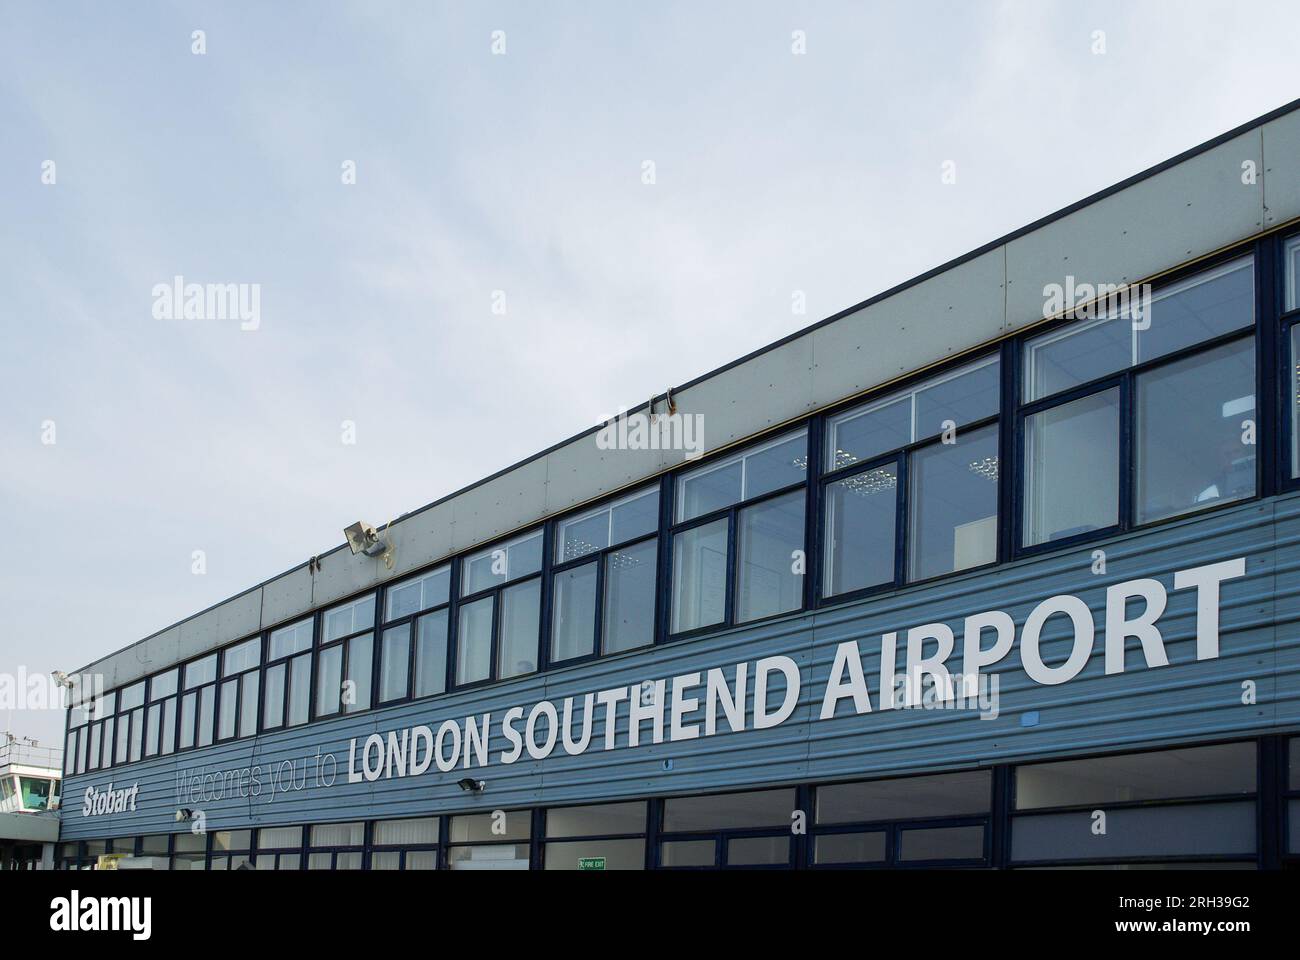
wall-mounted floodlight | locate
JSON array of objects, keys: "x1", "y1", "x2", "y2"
[
  {"x1": 51, "y1": 671, "x2": 74, "y2": 689},
  {"x1": 344, "y1": 521, "x2": 389, "y2": 559},
  {"x1": 457, "y1": 778, "x2": 486, "y2": 793},
  {"x1": 175, "y1": 808, "x2": 195, "y2": 822}
]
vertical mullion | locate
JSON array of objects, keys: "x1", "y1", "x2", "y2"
[
  {"x1": 724, "y1": 508, "x2": 738, "y2": 627},
  {"x1": 999, "y1": 338, "x2": 1019, "y2": 562},
  {"x1": 1255, "y1": 234, "x2": 1281, "y2": 498},
  {"x1": 539, "y1": 522, "x2": 556, "y2": 670},
  {"x1": 894, "y1": 452, "x2": 908, "y2": 586},
  {"x1": 655, "y1": 473, "x2": 674, "y2": 645},
  {"x1": 805, "y1": 416, "x2": 824, "y2": 611},
  {"x1": 1120, "y1": 371, "x2": 1136, "y2": 529},
  {"x1": 593, "y1": 551, "x2": 607, "y2": 659},
  {"x1": 447, "y1": 558, "x2": 462, "y2": 693},
  {"x1": 488, "y1": 588, "x2": 501, "y2": 682}
]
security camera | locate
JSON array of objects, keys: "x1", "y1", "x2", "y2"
[
  {"x1": 344, "y1": 521, "x2": 389, "y2": 558},
  {"x1": 175, "y1": 808, "x2": 194, "y2": 822},
  {"x1": 457, "y1": 778, "x2": 486, "y2": 793}
]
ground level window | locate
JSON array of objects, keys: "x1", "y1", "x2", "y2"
[{"x1": 543, "y1": 801, "x2": 647, "y2": 870}]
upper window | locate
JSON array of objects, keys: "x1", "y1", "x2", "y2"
[
  {"x1": 671, "y1": 431, "x2": 808, "y2": 633},
  {"x1": 144, "y1": 669, "x2": 177, "y2": 759},
  {"x1": 1024, "y1": 256, "x2": 1254, "y2": 402},
  {"x1": 676, "y1": 430, "x2": 807, "y2": 522},
  {"x1": 1021, "y1": 257, "x2": 1256, "y2": 545},
  {"x1": 218, "y1": 638, "x2": 261, "y2": 742},
  {"x1": 822, "y1": 359, "x2": 1000, "y2": 596},
  {"x1": 380, "y1": 565, "x2": 452, "y2": 704},
  {"x1": 458, "y1": 529, "x2": 544, "y2": 684},
  {"x1": 264, "y1": 617, "x2": 314, "y2": 730},
  {"x1": 552, "y1": 487, "x2": 660, "y2": 664},
  {"x1": 826, "y1": 356, "x2": 1000, "y2": 472},
  {"x1": 462, "y1": 529, "x2": 543, "y2": 596},
  {"x1": 316, "y1": 596, "x2": 375, "y2": 718}
]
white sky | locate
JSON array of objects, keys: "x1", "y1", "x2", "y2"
[{"x1": 3, "y1": 0, "x2": 1299, "y2": 748}]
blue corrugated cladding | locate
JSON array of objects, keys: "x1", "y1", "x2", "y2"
[{"x1": 59, "y1": 491, "x2": 1300, "y2": 840}]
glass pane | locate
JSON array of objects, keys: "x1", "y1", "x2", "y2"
[
  {"x1": 239, "y1": 673, "x2": 258, "y2": 737},
  {"x1": 119, "y1": 681, "x2": 146, "y2": 711},
  {"x1": 816, "y1": 770, "x2": 991, "y2": 824},
  {"x1": 603, "y1": 540, "x2": 656, "y2": 654},
  {"x1": 743, "y1": 432, "x2": 807, "y2": 500},
  {"x1": 373, "y1": 817, "x2": 439, "y2": 845},
  {"x1": 144, "y1": 704, "x2": 159, "y2": 757},
  {"x1": 1012, "y1": 802, "x2": 1254, "y2": 862},
  {"x1": 1135, "y1": 257, "x2": 1254, "y2": 363},
  {"x1": 344, "y1": 634, "x2": 372, "y2": 713},
  {"x1": 384, "y1": 566, "x2": 450, "y2": 621},
  {"x1": 380, "y1": 625, "x2": 410, "y2": 702},
  {"x1": 544, "y1": 838, "x2": 645, "y2": 870},
  {"x1": 727, "y1": 836, "x2": 789, "y2": 866},
  {"x1": 556, "y1": 509, "x2": 610, "y2": 563},
  {"x1": 371, "y1": 851, "x2": 401, "y2": 870},
  {"x1": 335, "y1": 852, "x2": 363, "y2": 870},
  {"x1": 323, "y1": 595, "x2": 376, "y2": 643},
  {"x1": 660, "y1": 840, "x2": 716, "y2": 867},
  {"x1": 447, "y1": 844, "x2": 530, "y2": 870},
  {"x1": 149, "y1": 670, "x2": 177, "y2": 701},
  {"x1": 223, "y1": 638, "x2": 261, "y2": 675},
  {"x1": 828, "y1": 396, "x2": 913, "y2": 472},
  {"x1": 287, "y1": 654, "x2": 311, "y2": 726},
  {"x1": 184, "y1": 655, "x2": 217, "y2": 689},
  {"x1": 823, "y1": 463, "x2": 897, "y2": 597},
  {"x1": 115, "y1": 716, "x2": 128, "y2": 763},
  {"x1": 310, "y1": 822, "x2": 364, "y2": 846},
  {"x1": 269, "y1": 619, "x2": 313, "y2": 659},
  {"x1": 610, "y1": 488, "x2": 659, "y2": 545},
  {"x1": 414, "y1": 609, "x2": 449, "y2": 697},
  {"x1": 814, "y1": 831, "x2": 887, "y2": 864},
  {"x1": 196, "y1": 689, "x2": 213, "y2": 747},
  {"x1": 1024, "y1": 314, "x2": 1131, "y2": 402},
  {"x1": 456, "y1": 597, "x2": 493, "y2": 685},
  {"x1": 1015, "y1": 743, "x2": 1256, "y2": 810},
  {"x1": 89, "y1": 723, "x2": 103, "y2": 768},
  {"x1": 463, "y1": 530, "x2": 543, "y2": 594},
  {"x1": 213, "y1": 830, "x2": 251, "y2": 851},
  {"x1": 914, "y1": 357, "x2": 1001, "y2": 439},
  {"x1": 899, "y1": 825, "x2": 984, "y2": 861},
  {"x1": 671, "y1": 519, "x2": 728, "y2": 633},
  {"x1": 218, "y1": 678, "x2": 238, "y2": 740},
  {"x1": 179, "y1": 693, "x2": 195, "y2": 750},
  {"x1": 315, "y1": 645, "x2": 343, "y2": 717},
  {"x1": 159, "y1": 702, "x2": 174, "y2": 755},
  {"x1": 1287, "y1": 236, "x2": 1300, "y2": 312},
  {"x1": 262, "y1": 663, "x2": 285, "y2": 730},
  {"x1": 908, "y1": 424, "x2": 999, "y2": 581},
  {"x1": 1023, "y1": 389, "x2": 1120, "y2": 546},
  {"x1": 546, "y1": 801, "x2": 647, "y2": 838},
  {"x1": 406, "y1": 851, "x2": 437, "y2": 870},
  {"x1": 499, "y1": 579, "x2": 541, "y2": 678},
  {"x1": 735, "y1": 491, "x2": 805, "y2": 623},
  {"x1": 552, "y1": 562, "x2": 598, "y2": 663},
  {"x1": 663, "y1": 788, "x2": 795, "y2": 832},
  {"x1": 449, "y1": 810, "x2": 531, "y2": 842},
  {"x1": 258, "y1": 826, "x2": 301, "y2": 848},
  {"x1": 129, "y1": 708, "x2": 144, "y2": 759},
  {"x1": 1136, "y1": 338, "x2": 1255, "y2": 524},
  {"x1": 676, "y1": 430, "x2": 807, "y2": 521},
  {"x1": 1292, "y1": 325, "x2": 1300, "y2": 479}
]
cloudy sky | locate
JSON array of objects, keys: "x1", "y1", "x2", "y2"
[{"x1": 2, "y1": 0, "x2": 1298, "y2": 748}]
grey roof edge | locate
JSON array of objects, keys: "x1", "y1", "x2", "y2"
[{"x1": 70, "y1": 96, "x2": 1300, "y2": 677}]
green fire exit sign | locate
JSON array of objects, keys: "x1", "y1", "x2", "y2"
[{"x1": 577, "y1": 857, "x2": 606, "y2": 871}]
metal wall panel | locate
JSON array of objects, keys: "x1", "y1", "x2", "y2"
[
  {"x1": 1263, "y1": 110, "x2": 1300, "y2": 227},
  {"x1": 58, "y1": 491, "x2": 1300, "y2": 840},
  {"x1": 1005, "y1": 131, "x2": 1265, "y2": 329}
]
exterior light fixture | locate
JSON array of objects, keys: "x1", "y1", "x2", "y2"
[{"x1": 457, "y1": 778, "x2": 486, "y2": 793}]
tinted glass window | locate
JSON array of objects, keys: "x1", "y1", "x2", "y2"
[
  {"x1": 908, "y1": 424, "x2": 998, "y2": 580},
  {"x1": 816, "y1": 770, "x2": 991, "y2": 824},
  {"x1": 552, "y1": 562, "x2": 598, "y2": 663},
  {"x1": 663, "y1": 788, "x2": 795, "y2": 832},
  {"x1": 670, "y1": 519, "x2": 728, "y2": 633},
  {"x1": 384, "y1": 566, "x2": 450, "y2": 621},
  {"x1": 734, "y1": 491, "x2": 804, "y2": 623},
  {"x1": 824, "y1": 463, "x2": 897, "y2": 596},
  {"x1": 1014, "y1": 743, "x2": 1256, "y2": 810},
  {"x1": 1135, "y1": 338, "x2": 1255, "y2": 524},
  {"x1": 269, "y1": 619, "x2": 312, "y2": 659},
  {"x1": 1023, "y1": 389, "x2": 1120, "y2": 545},
  {"x1": 603, "y1": 540, "x2": 656, "y2": 654},
  {"x1": 676, "y1": 431, "x2": 807, "y2": 521}
]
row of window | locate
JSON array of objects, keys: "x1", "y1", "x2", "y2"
[
  {"x1": 55, "y1": 736, "x2": 1300, "y2": 869},
  {"x1": 64, "y1": 233, "x2": 1300, "y2": 774}
]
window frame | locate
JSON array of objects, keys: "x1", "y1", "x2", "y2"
[
  {"x1": 216, "y1": 635, "x2": 263, "y2": 744},
  {"x1": 548, "y1": 484, "x2": 661, "y2": 668},
  {"x1": 262, "y1": 616, "x2": 315, "y2": 732},
  {"x1": 667, "y1": 428, "x2": 813, "y2": 640},
  {"x1": 453, "y1": 527, "x2": 546, "y2": 688},
  {"x1": 377, "y1": 564, "x2": 453, "y2": 706},
  {"x1": 1013, "y1": 248, "x2": 1262, "y2": 558},
  {"x1": 314, "y1": 594, "x2": 377, "y2": 720}
]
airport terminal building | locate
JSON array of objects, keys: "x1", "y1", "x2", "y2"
[{"x1": 57, "y1": 102, "x2": 1300, "y2": 870}]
